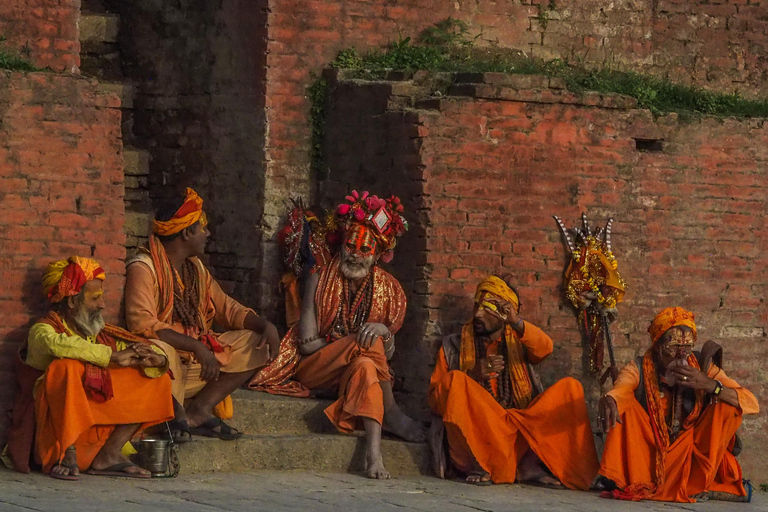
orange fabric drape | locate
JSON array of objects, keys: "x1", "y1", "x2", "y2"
[
  {"x1": 35, "y1": 358, "x2": 173, "y2": 472},
  {"x1": 248, "y1": 255, "x2": 406, "y2": 400},
  {"x1": 599, "y1": 399, "x2": 746, "y2": 502},
  {"x1": 429, "y1": 347, "x2": 599, "y2": 489}
]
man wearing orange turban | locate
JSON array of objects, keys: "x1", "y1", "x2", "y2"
[
  {"x1": 597, "y1": 307, "x2": 759, "y2": 502},
  {"x1": 124, "y1": 188, "x2": 280, "y2": 441},
  {"x1": 429, "y1": 275, "x2": 599, "y2": 488},
  {"x1": 4, "y1": 256, "x2": 173, "y2": 480}
]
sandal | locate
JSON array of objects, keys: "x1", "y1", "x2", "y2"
[
  {"x1": 188, "y1": 417, "x2": 243, "y2": 441},
  {"x1": 49, "y1": 446, "x2": 79, "y2": 481},
  {"x1": 466, "y1": 471, "x2": 492, "y2": 486},
  {"x1": 86, "y1": 461, "x2": 150, "y2": 479}
]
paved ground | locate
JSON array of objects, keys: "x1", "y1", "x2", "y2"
[{"x1": 0, "y1": 467, "x2": 764, "y2": 512}]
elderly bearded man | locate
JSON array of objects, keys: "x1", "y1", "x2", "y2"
[
  {"x1": 124, "y1": 188, "x2": 280, "y2": 441},
  {"x1": 4, "y1": 256, "x2": 173, "y2": 480},
  {"x1": 291, "y1": 191, "x2": 425, "y2": 479},
  {"x1": 429, "y1": 275, "x2": 599, "y2": 488},
  {"x1": 598, "y1": 307, "x2": 758, "y2": 503}
]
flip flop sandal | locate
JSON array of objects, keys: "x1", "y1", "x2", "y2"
[
  {"x1": 188, "y1": 417, "x2": 243, "y2": 441},
  {"x1": 466, "y1": 471, "x2": 493, "y2": 486},
  {"x1": 86, "y1": 461, "x2": 151, "y2": 479},
  {"x1": 49, "y1": 446, "x2": 79, "y2": 481}
]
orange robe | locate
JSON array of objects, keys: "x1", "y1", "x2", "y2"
[
  {"x1": 125, "y1": 251, "x2": 269, "y2": 403},
  {"x1": 600, "y1": 361, "x2": 759, "y2": 502},
  {"x1": 293, "y1": 257, "x2": 407, "y2": 432},
  {"x1": 35, "y1": 359, "x2": 173, "y2": 472},
  {"x1": 429, "y1": 323, "x2": 599, "y2": 489}
]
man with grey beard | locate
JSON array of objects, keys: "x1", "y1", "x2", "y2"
[
  {"x1": 5, "y1": 256, "x2": 173, "y2": 480},
  {"x1": 290, "y1": 191, "x2": 425, "y2": 479}
]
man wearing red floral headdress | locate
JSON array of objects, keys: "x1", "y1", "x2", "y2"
[
  {"x1": 287, "y1": 190, "x2": 425, "y2": 479},
  {"x1": 124, "y1": 188, "x2": 280, "y2": 441},
  {"x1": 4, "y1": 256, "x2": 173, "y2": 480},
  {"x1": 597, "y1": 307, "x2": 758, "y2": 502}
]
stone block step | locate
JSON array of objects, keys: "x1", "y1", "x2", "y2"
[
  {"x1": 175, "y1": 433, "x2": 430, "y2": 476},
  {"x1": 79, "y1": 13, "x2": 120, "y2": 43},
  {"x1": 228, "y1": 389, "x2": 336, "y2": 436}
]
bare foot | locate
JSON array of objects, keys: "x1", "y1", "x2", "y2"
[
  {"x1": 50, "y1": 445, "x2": 79, "y2": 479},
  {"x1": 466, "y1": 471, "x2": 491, "y2": 485},
  {"x1": 383, "y1": 406, "x2": 427, "y2": 443},
  {"x1": 365, "y1": 452, "x2": 391, "y2": 480}
]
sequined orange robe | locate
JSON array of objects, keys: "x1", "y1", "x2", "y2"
[
  {"x1": 600, "y1": 361, "x2": 759, "y2": 502},
  {"x1": 292, "y1": 257, "x2": 406, "y2": 432},
  {"x1": 429, "y1": 323, "x2": 599, "y2": 489}
]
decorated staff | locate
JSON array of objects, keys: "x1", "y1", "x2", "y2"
[{"x1": 554, "y1": 214, "x2": 627, "y2": 387}]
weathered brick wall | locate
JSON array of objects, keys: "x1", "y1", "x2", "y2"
[
  {"x1": 0, "y1": 71, "x2": 124, "y2": 443},
  {"x1": 109, "y1": 0, "x2": 269, "y2": 302},
  {"x1": 322, "y1": 73, "x2": 768, "y2": 480},
  {"x1": 260, "y1": 0, "x2": 768, "y2": 321},
  {"x1": 0, "y1": 0, "x2": 80, "y2": 73}
]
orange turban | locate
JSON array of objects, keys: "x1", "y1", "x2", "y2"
[
  {"x1": 152, "y1": 188, "x2": 207, "y2": 236},
  {"x1": 647, "y1": 307, "x2": 697, "y2": 345},
  {"x1": 474, "y1": 275, "x2": 520, "y2": 313},
  {"x1": 43, "y1": 256, "x2": 105, "y2": 303}
]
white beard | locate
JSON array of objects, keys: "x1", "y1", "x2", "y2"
[
  {"x1": 340, "y1": 248, "x2": 375, "y2": 280},
  {"x1": 71, "y1": 303, "x2": 105, "y2": 337}
]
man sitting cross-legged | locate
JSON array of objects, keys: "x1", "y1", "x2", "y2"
[
  {"x1": 5, "y1": 256, "x2": 173, "y2": 480},
  {"x1": 597, "y1": 307, "x2": 759, "y2": 503},
  {"x1": 429, "y1": 275, "x2": 599, "y2": 488},
  {"x1": 294, "y1": 191, "x2": 426, "y2": 479},
  {"x1": 124, "y1": 188, "x2": 280, "y2": 441}
]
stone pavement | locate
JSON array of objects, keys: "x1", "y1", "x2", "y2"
[{"x1": 0, "y1": 467, "x2": 763, "y2": 512}]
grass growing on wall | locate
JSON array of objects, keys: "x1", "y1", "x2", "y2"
[
  {"x1": 331, "y1": 19, "x2": 768, "y2": 118},
  {"x1": 0, "y1": 37, "x2": 39, "y2": 71}
]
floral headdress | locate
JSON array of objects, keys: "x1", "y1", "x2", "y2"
[{"x1": 336, "y1": 190, "x2": 408, "y2": 263}]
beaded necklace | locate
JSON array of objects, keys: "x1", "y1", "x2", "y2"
[{"x1": 330, "y1": 271, "x2": 374, "y2": 340}]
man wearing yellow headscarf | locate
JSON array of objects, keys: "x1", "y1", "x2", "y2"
[
  {"x1": 429, "y1": 275, "x2": 598, "y2": 488},
  {"x1": 124, "y1": 188, "x2": 280, "y2": 441},
  {"x1": 597, "y1": 307, "x2": 758, "y2": 502},
  {"x1": 4, "y1": 256, "x2": 173, "y2": 480}
]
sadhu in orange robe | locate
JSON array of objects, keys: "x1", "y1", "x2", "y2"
[
  {"x1": 600, "y1": 350, "x2": 759, "y2": 503},
  {"x1": 286, "y1": 256, "x2": 406, "y2": 432},
  {"x1": 27, "y1": 312, "x2": 173, "y2": 473},
  {"x1": 429, "y1": 322, "x2": 599, "y2": 489}
]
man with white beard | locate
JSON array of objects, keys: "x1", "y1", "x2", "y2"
[
  {"x1": 291, "y1": 191, "x2": 425, "y2": 479},
  {"x1": 5, "y1": 256, "x2": 173, "y2": 480}
]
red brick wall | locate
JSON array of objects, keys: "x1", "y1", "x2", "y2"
[
  {"x1": 0, "y1": 72, "x2": 124, "y2": 444},
  {"x1": 261, "y1": 0, "x2": 768, "y2": 318},
  {"x1": 0, "y1": 0, "x2": 80, "y2": 72},
  {"x1": 322, "y1": 74, "x2": 768, "y2": 480}
]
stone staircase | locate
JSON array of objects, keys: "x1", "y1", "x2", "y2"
[
  {"x1": 79, "y1": 2, "x2": 153, "y2": 252},
  {"x1": 175, "y1": 389, "x2": 431, "y2": 476}
]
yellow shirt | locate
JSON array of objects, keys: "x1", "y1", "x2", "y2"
[{"x1": 26, "y1": 321, "x2": 168, "y2": 379}]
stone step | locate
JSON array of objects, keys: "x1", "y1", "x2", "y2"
[
  {"x1": 97, "y1": 81, "x2": 134, "y2": 108},
  {"x1": 227, "y1": 389, "x2": 336, "y2": 436},
  {"x1": 175, "y1": 433, "x2": 431, "y2": 476},
  {"x1": 79, "y1": 13, "x2": 119, "y2": 43}
]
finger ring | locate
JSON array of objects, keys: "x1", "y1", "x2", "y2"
[{"x1": 682, "y1": 376, "x2": 687, "y2": 381}]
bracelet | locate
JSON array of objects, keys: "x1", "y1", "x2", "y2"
[
  {"x1": 300, "y1": 335, "x2": 322, "y2": 346},
  {"x1": 713, "y1": 379, "x2": 723, "y2": 396}
]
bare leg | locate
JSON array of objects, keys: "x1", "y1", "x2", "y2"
[
  {"x1": 516, "y1": 448, "x2": 561, "y2": 486},
  {"x1": 50, "y1": 444, "x2": 79, "y2": 478},
  {"x1": 363, "y1": 417, "x2": 390, "y2": 480},
  {"x1": 380, "y1": 380, "x2": 427, "y2": 443},
  {"x1": 186, "y1": 370, "x2": 254, "y2": 429},
  {"x1": 90, "y1": 423, "x2": 149, "y2": 476}
]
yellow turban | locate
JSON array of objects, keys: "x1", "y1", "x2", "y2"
[
  {"x1": 474, "y1": 275, "x2": 520, "y2": 313},
  {"x1": 152, "y1": 187, "x2": 207, "y2": 236},
  {"x1": 43, "y1": 256, "x2": 105, "y2": 303},
  {"x1": 648, "y1": 307, "x2": 697, "y2": 345}
]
